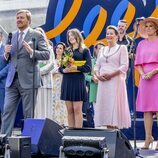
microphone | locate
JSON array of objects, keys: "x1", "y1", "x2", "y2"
[
  {"x1": 6, "y1": 33, "x2": 12, "y2": 60},
  {"x1": 32, "y1": 38, "x2": 36, "y2": 51},
  {"x1": 32, "y1": 38, "x2": 36, "y2": 59},
  {"x1": 7, "y1": 33, "x2": 12, "y2": 45},
  {"x1": 135, "y1": 17, "x2": 145, "y2": 22},
  {"x1": 32, "y1": 37, "x2": 36, "y2": 42}
]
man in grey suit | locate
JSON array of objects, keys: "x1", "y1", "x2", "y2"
[{"x1": 1, "y1": 9, "x2": 50, "y2": 136}]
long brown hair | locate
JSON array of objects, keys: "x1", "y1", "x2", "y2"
[
  {"x1": 54, "y1": 42, "x2": 66, "y2": 59},
  {"x1": 147, "y1": 21, "x2": 158, "y2": 35},
  {"x1": 67, "y1": 28, "x2": 85, "y2": 52}
]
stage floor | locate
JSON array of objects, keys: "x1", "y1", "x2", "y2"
[{"x1": 130, "y1": 140, "x2": 158, "y2": 158}]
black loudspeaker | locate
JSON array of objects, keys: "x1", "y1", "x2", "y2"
[
  {"x1": 22, "y1": 118, "x2": 63, "y2": 156},
  {"x1": 64, "y1": 128, "x2": 135, "y2": 158},
  {"x1": 8, "y1": 136, "x2": 31, "y2": 158},
  {"x1": 62, "y1": 136, "x2": 108, "y2": 158}
]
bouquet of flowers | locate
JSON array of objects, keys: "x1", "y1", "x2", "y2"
[
  {"x1": 60, "y1": 47, "x2": 86, "y2": 72},
  {"x1": 61, "y1": 47, "x2": 74, "y2": 67}
]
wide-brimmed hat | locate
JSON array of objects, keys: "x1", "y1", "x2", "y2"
[{"x1": 137, "y1": 17, "x2": 158, "y2": 38}]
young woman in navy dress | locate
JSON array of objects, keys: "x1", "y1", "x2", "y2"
[{"x1": 59, "y1": 28, "x2": 91, "y2": 128}]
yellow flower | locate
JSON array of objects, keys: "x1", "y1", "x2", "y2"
[{"x1": 61, "y1": 47, "x2": 74, "y2": 67}]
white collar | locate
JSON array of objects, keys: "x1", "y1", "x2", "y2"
[{"x1": 18, "y1": 27, "x2": 30, "y2": 37}]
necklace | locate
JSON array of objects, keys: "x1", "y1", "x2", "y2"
[{"x1": 103, "y1": 45, "x2": 121, "y2": 63}]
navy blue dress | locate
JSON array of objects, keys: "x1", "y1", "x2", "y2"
[{"x1": 59, "y1": 47, "x2": 91, "y2": 101}]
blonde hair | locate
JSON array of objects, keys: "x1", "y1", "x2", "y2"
[
  {"x1": 16, "y1": 9, "x2": 32, "y2": 24},
  {"x1": 35, "y1": 27, "x2": 49, "y2": 48},
  {"x1": 145, "y1": 21, "x2": 158, "y2": 35}
]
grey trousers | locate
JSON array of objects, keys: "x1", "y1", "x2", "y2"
[{"x1": 1, "y1": 77, "x2": 37, "y2": 136}]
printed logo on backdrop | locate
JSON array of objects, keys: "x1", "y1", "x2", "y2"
[{"x1": 42, "y1": 0, "x2": 158, "y2": 48}]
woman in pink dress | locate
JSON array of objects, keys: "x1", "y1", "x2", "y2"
[
  {"x1": 135, "y1": 17, "x2": 158, "y2": 149},
  {"x1": 94, "y1": 25, "x2": 131, "y2": 129}
]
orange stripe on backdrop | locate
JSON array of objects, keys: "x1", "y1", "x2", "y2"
[
  {"x1": 46, "y1": 0, "x2": 82, "y2": 40},
  {"x1": 97, "y1": 3, "x2": 136, "y2": 46},
  {"x1": 128, "y1": 6, "x2": 158, "y2": 38},
  {"x1": 124, "y1": 3, "x2": 140, "y2": 87},
  {"x1": 84, "y1": 7, "x2": 107, "y2": 48},
  {"x1": 123, "y1": 2, "x2": 135, "y2": 27},
  {"x1": 135, "y1": 69, "x2": 140, "y2": 87},
  {"x1": 126, "y1": 3, "x2": 137, "y2": 38},
  {"x1": 96, "y1": 2, "x2": 140, "y2": 86},
  {"x1": 150, "y1": 6, "x2": 158, "y2": 17}
]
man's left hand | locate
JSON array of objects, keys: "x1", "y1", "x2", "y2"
[{"x1": 22, "y1": 40, "x2": 33, "y2": 55}]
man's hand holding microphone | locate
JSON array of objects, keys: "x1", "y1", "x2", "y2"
[{"x1": 4, "y1": 33, "x2": 12, "y2": 60}]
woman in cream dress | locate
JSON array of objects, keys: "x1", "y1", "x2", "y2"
[
  {"x1": 52, "y1": 42, "x2": 68, "y2": 126},
  {"x1": 94, "y1": 25, "x2": 131, "y2": 129},
  {"x1": 34, "y1": 27, "x2": 55, "y2": 119}
]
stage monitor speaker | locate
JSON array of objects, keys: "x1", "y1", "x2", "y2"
[
  {"x1": 8, "y1": 136, "x2": 31, "y2": 158},
  {"x1": 22, "y1": 118, "x2": 63, "y2": 156},
  {"x1": 64, "y1": 128, "x2": 135, "y2": 158},
  {"x1": 61, "y1": 136, "x2": 108, "y2": 158}
]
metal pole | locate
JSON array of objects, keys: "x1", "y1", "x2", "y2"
[
  {"x1": 129, "y1": 21, "x2": 144, "y2": 158},
  {"x1": 32, "y1": 38, "x2": 36, "y2": 118}
]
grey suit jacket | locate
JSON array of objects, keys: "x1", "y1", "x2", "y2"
[{"x1": 6, "y1": 28, "x2": 50, "y2": 89}]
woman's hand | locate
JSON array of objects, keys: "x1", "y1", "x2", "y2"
[
  {"x1": 63, "y1": 65, "x2": 77, "y2": 73},
  {"x1": 95, "y1": 71, "x2": 108, "y2": 81},
  {"x1": 103, "y1": 73, "x2": 112, "y2": 80},
  {"x1": 96, "y1": 73, "x2": 112, "y2": 81},
  {"x1": 92, "y1": 75, "x2": 98, "y2": 84},
  {"x1": 142, "y1": 69, "x2": 158, "y2": 80},
  {"x1": 141, "y1": 73, "x2": 152, "y2": 80},
  {"x1": 68, "y1": 65, "x2": 77, "y2": 71},
  {"x1": 96, "y1": 74, "x2": 105, "y2": 81},
  {"x1": 4, "y1": 45, "x2": 12, "y2": 59},
  {"x1": 141, "y1": 74, "x2": 148, "y2": 80},
  {"x1": 103, "y1": 72, "x2": 117, "y2": 80},
  {"x1": 63, "y1": 67, "x2": 71, "y2": 73}
]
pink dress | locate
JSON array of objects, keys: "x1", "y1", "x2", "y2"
[
  {"x1": 94, "y1": 44, "x2": 131, "y2": 129},
  {"x1": 135, "y1": 38, "x2": 158, "y2": 112}
]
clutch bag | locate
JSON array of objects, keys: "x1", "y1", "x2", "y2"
[{"x1": 70, "y1": 60, "x2": 86, "y2": 72}]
